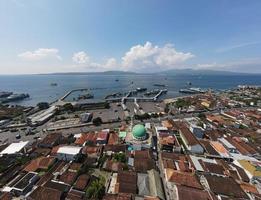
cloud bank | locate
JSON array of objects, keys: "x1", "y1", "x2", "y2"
[
  {"x1": 72, "y1": 42, "x2": 195, "y2": 72},
  {"x1": 18, "y1": 48, "x2": 62, "y2": 61}
]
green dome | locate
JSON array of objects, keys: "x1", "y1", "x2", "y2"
[{"x1": 132, "y1": 124, "x2": 146, "y2": 140}]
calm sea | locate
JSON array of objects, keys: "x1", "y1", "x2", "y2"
[{"x1": 0, "y1": 74, "x2": 261, "y2": 106}]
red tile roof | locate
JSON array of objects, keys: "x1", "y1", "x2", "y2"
[
  {"x1": 75, "y1": 133, "x2": 97, "y2": 145},
  {"x1": 166, "y1": 170, "x2": 202, "y2": 189},
  {"x1": 28, "y1": 186, "x2": 62, "y2": 200},
  {"x1": 24, "y1": 157, "x2": 55, "y2": 172},
  {"x1": 74, "y1": 174, "x2": 90, "y2": 191}
]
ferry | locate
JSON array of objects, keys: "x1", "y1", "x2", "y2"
[
  {"x1": 2, "y1": 93, "x2": 30, "y2": 103},
  {"x1": 153, "y1": 84, "x2": 167, "y2": 87}
]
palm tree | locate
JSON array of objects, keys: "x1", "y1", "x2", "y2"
[{"x1": 86, "y1": 177, "x2": 105, "y2": 199}]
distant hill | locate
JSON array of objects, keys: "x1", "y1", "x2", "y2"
[
  {"x1": 157, "y1": 68, "x2": 249, "y2": 75},
  {"x1": 42, "y1": 70, "x2": 136, "y2": 75},
  {"x1": 41, "y1": 69, "x2": 256, "y2": 76}
]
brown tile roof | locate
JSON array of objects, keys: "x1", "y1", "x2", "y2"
[
  {"x1": 200, "y1": 161, "x2": 225, "y2": 175},
  {"x1": 28, "y1": 186, "x2": 62, "y2": 200},
  {"x1": 66, "y1": 189, "x2": 84, "y2": 200},
  {"x1": 159, "y1": 135, "x2": 179, "y2": 146},
  {"x1": 75, "y1": 133, "x2": 97, "y2": 145},
  {"x1": 240, "y1": 182, "x2": 259, "y2": 194},
  {"x1": 24, "y1": 156, "x2": 55, "y2": 172},
  {"x1": 227, "y1": 137, "x2": 257, "y2": 155},
  {"x1": 104, "y1": 144, "x2": 126, "y2": 153},
  {"x1": 134, "y1": 149, "x2": 153, "y2": 159},
  {"x1": 232, "y1": 164, "x2": 250, "y2": 183},
  {"x1": 59, "y1": 171, "x2": 78, "y2": 185},
  {"x1": 39, "y1": 133, "x2": 62, "y2": 147},
  {"x1": 203, "y1": 174, "x2": 248, "y2": 199},
  {"x1": 166, "y1": 170, "x2": 202, "y2": 189},
  {"x1": 203, "y1": 130, "x2": 223, "y2": 141},
  {"x1": 134, "y1": 157, "x2": 155, "y2": 172},
  {"x1": 105, "y1": 160, "x2": 125, "y2": 172},
  {"x1": 103, "y1": 193, "x2": 133, "y2": 200},
  {"x1": 163, "y1": 159, "x2": 176, "y2": 170},
  {"x1": 176, "y1": 185, "x2": 215, "y2": 200},
  {"x1": 116, "y1": 171, "x2": 137, "y2": 194},
  {"x1": 199, "y1": 140, "x2": 219, "y2": 156},
  {"x1": 0, "y1": 192, "x2": 12, "y2": 200},
  {"x1": 82, "y1": 146, "x2": 102, "y2": 158},
  {"x1": 180, "y1": 127, "x2": 200, "y2": 146},
  {"x1": 74, "y1": 174, "x2": 90, "y2": 191},
  {"x1": 108, "y1": 132, "x2": 119, "y2": 145}
]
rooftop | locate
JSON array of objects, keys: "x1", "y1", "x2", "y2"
[{"x1": 0, "y1": 141, "x2": 29, "y2": 155}]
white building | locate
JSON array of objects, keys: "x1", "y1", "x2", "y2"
[
  {"x1": 56, "y1": 146, "x2": 82, "y2": 161},
  {"x1": 0, "y1": 141, "x2": 29, "y2": 155}
]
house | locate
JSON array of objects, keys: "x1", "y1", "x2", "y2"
[
  {"x1": 11, "y1": 172, "x2": 39, "y2": 196},
  {"x1": 147, "y1": 169, "x2": 165, "y2": 200},
  {"x1": 115, "y1": 171, "x2": 137, "y2": 194},
  {"x1": 132, "y1": 150, "x2": 155, "y2": 173},
  {"x1": 38, "y1": 133, "x2": 62, "y2": 148},
  {"x1": 73, "y1": 174, "x2": 90, "y2": 191},
  {"x1": 82, "y1": 146, "x2": 102, "y2": 158},
  {"x1": 210, "y1": 141, "x2": 230, "y2": 158},
  {"x1": 74, "y1": 132, "x2": 97, "y2": 146},
  {"x1": 179, "y1": 127, "x2": 204, "y2": 154},
  {"x1": 0, "y1": 141, "x2": 29, "y2": 155},
  {"x1": 24, "y1": 156, "x2": 56, "y2": 172},
  {"x1": 158, "y1": 135, "x2": 181, "y2": 152},
  {"x1": 218, "y1": 137, "x2": 237, "y2": 153},
  {"x1": 55, "y1": 146, "x2": 82, "y2": 161},
  {"x1": 96, "y1": 131, "x2": 109, "y2": 145},
  {"x1": 200, "y1": 174, "x2": 248, "y2": 199},
  {"x1": 165, "y1": 170, "x2": 202, "y2": 189},
  {"x1": 174, "y1": 185, "x2": 216, "y2": 200},
  {"x1": 27, "y1": 186, "x2": 62, "y2": 200},
  {"x1": 236, "y1": 160, "x2": 261, "y2": 179}
]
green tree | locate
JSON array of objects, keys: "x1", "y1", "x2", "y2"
[
  {"x1": 63, "y1": 103, "x2": 74, "y2": 111},
  {"x1": 37, "y1": 102, "x2": 49, "y2": 110},
  {"x1": 86, "y1": 177, "x2": 105, "y2": 199},
  {"x1": 92, "y1": 117, "x2": 103, "y2": 126}
]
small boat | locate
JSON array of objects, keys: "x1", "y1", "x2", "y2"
[
  {"x1": 115, "y1": 79, "x2": 119, "y2": 82},
  {"x1": 50, "y1": 83, "x2": 58, "y2": 86},
  {"x1": 153, "y1": 84, "x2": 167, "y2": 87},
  {"x1": 136, "y1": 87, "x2": 147, "y2": 92}
]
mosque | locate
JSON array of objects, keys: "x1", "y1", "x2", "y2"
[{"x1": 132, "y1": 124, "x2": 147, "y2": 141}]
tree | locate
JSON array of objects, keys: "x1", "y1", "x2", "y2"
[
  {"x1": 37, "y1": 102, "x2": 49, "y2": 110},
  {"x1": 86, "y1": 177, "x2": 105, "y2": 199},
  {"x1": 63, "y1": 103, "x2": 74, "y2": 111},
  {"x1": 113, "y1": 153, "x2": 126, "y2": 163},
  {"x1": 175, "y1": 99, "x2": 190, "y2": 108},
  {"x1": 92, "y1": 117, "x2": 103, "y2": 126}
]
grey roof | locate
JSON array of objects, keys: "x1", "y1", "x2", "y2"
[
  {"x1": 137, "y1": 173, "x2": 150, "y2": 196},
  {"x1": 148, "y1": 169, "x2": 165, "y2": 200}
]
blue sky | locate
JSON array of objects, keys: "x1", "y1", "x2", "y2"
[{"x1": 0, "y1": 0, "x2": 261, "y2": 74}]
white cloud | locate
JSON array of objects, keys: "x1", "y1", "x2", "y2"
[
  {"x1": 197, "y1": 58, "x2": 261, "y2": 73},
  {"x1": 72, "y1": 42, "x2": 194, "y2": 72},
  {"x1": 121, "y1": 42, "x2": 194, "y2": 71},
  {"x1": 72, "y1": 51, "x2": 90, "y2": 64},
  {"x1": 104, "y1": 58, "x2": 118, "y2": 69},
  {"x1": 18, "y1": 48, "x2": 62, "y2": 61}
]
